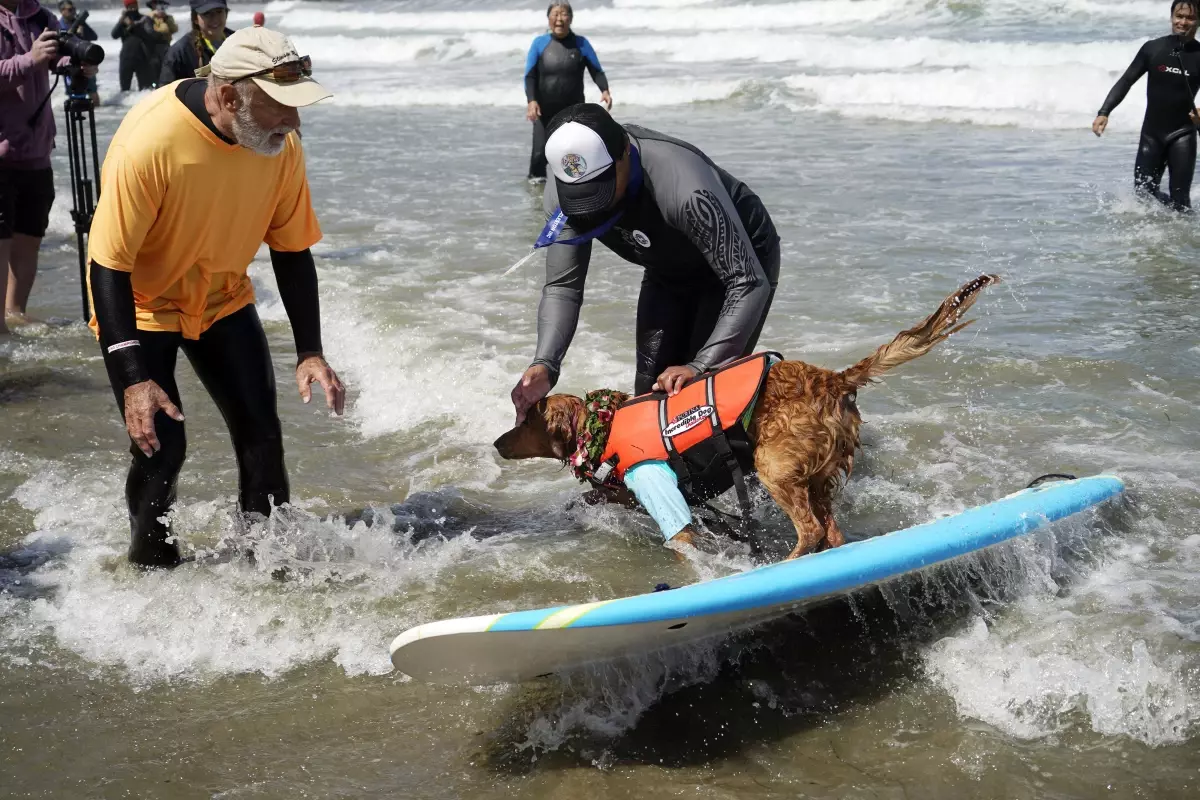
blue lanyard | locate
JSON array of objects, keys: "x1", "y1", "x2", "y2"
[
  {"x1": 535, "y1": 143, "x2": 643, "y2": 250},
  {"x1": 502, "y1": 144, "x2": 642, "y2": 277}
]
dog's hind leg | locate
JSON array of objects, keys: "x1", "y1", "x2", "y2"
[
  {"x1": 754, "y1": 446, "x2": 826, "y2": 560},
  {"x1": 811, "y1": 479, "x2": 845, "y2": 551}
]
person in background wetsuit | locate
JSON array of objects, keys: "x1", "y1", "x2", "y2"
[
  {"x1": 111, "y1": 0, "x2": 157, "y2": 91},
  {"x1": 510, "y1": 103, "x2": 780, "y2": 422},
  {"x1": 524, "y1": 2, "x2": 612, "y2": 181},
  {"x1": 146, "y1": 0, "x2": 177, "y2": 84},
  {"x1": 88, "y1": 28, "x2": 343, "y2": 568},
  {"x1": 1094, "y1": 0, "x2": 1200, "y2": 211},
  {"x1": 158, "y1": 0, "x2": 232, "y2": 86}
]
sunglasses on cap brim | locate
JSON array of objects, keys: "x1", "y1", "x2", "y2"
[{"x1": 233, "y1": 56, "x2": 313, "y2": 85}]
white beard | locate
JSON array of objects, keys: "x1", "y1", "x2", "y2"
[{"x1": 231, "y1": 103, "x2": 291, "y2": 157}]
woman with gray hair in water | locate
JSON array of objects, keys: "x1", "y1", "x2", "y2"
[{"x1": 523, "y1": 2, "x2": 612, "y2": 181}]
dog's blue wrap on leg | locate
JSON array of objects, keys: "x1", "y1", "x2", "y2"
[{"x1": 623, "y1": 461, "x2": 693, "y2": 541}]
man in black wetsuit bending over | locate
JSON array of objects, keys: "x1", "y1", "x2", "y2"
[
  {"x1": 510, "y1": 103, "x2": 779, "y2": 423},
  {"x1": 524, "y1": 2, "x2": 612, "y2": 181},
  {"x1": 1094, "y1": 0, "x2": 1200, "y2": 210}
]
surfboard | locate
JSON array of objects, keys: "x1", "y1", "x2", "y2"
[{"x1": 390, "y1": 475, "x2": 1125, "y2": 685}]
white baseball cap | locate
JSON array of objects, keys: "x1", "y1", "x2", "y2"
[
  {"x1": 544, "y1": 105, "x2": 628, "y2": 216},
  {"x1": 196, "y1": 27, "x2": 331, "y2": 108}
]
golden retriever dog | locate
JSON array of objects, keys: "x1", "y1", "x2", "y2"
[{"x1": 495, "y1": 275, "x2": 998, "y2": 560}]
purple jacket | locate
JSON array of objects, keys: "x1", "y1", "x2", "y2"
[{"x1": 0, "y1": 0, "x2": 61, "y2": 169}]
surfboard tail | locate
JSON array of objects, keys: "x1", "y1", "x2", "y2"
[{"x1": 840, "y1": 274, "x2": 1000, "y2": 389}]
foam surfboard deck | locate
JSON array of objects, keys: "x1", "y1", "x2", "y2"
[{"x1": 390, "y1": 475, "x2": 1125, "y2": 685}]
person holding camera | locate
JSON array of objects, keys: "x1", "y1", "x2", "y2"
[
  {"x1": 146, "y1": 0, "x2": 175, "y2": 84},
  {"x1": 0, "y1": 0, "x2": 96, "y2": 332},
  {"x1": 158, "y1": 0, "x2": 232, "y2": 87},
  {"x1": 111, "y1": 0, "x2": 156, "y2": 91},
  {"x1": 56, "y1": 1, "x2": 99, "y2": 106}
]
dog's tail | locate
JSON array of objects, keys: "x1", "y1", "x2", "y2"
[{"x1": 839, "y1": 274, "x2": 1000, "y2": 389}]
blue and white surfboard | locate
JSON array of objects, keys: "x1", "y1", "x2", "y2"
[{"x1": 390, "y1": 475, "x2": 1125, "y2": 684}]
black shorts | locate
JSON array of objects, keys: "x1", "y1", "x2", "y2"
[{"x1": 0, "y1": 167, "x2": 55, "y2": 239}]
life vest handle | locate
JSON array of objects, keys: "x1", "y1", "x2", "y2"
[{"x1": 705, "y1": 375, "x2": 754, "y2": 533}]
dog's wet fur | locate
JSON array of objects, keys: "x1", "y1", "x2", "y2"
[{"x1": 496, "y1": 275, "x2": 999, "y2": 560}]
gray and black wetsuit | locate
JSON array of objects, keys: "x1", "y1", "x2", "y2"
[
  {"x1": 534, "y1": 125, "x2": 780, "y2": 395},
  {"x1": 1100, "y1": 35, "x2": 1200, "y2": 209},
  {"x1": 524, "y1": 32, "x2": 608, "y2": 178}
]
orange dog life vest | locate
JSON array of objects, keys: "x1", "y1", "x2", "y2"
[{"x1": 594, "y1": 352, "x2": 778, "y2": 508}]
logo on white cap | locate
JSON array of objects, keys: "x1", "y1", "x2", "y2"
[
  {"x1": 561, "y1": 153, "x2": 587, "y2": 178},
  {"x1": 546, "y1": 121, "x2": 614, "y2": 184}
]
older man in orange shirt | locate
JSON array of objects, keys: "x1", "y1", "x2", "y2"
[{"x1": 87, "y1": 27, "x2": 344, "y2": 568}]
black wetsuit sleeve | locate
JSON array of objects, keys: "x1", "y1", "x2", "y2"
[
  {"x1": 577, "y1": 36, "x2": 609, "y2": 93},
  {"x1": 653, "y1": 146, "x2": 771, "y2": 373},
  {"x1": 524, "y1": 39, "x2": 540, "y2": 102},
  {"x1": 531, "y1": 180, "x2": 591, "y2": 385},
  {"x1": 586, "y1": 61, "x2": 608, "y2": 93},
  {"x1": 1100, "y1": 42, "x2": 1151, "y2": 116},
  {"x1": 525, "y1": 64, "x2": 538, "y2": 103},
  {"x1": 269, "y1": 248, "x2": 323, "y2": 358},
  {"x1": 90, "y1": 261, "x2": 149, "y2": 389},
  {"x1": 159, "y1": 38, "x2": 190, "y2": 85}
]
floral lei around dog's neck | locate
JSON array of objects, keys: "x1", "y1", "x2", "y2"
[{"x1": 570, "y1": 389, "x2": 624, "y2": 483}]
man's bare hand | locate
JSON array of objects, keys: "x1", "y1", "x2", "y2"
[
  {"x1": 1092, "y1": 114, "x2": 1109, "y2": 137},
  {"x1": 296, "y1": 354, "x2": 345, "y2": 415},
  {"x1": 600, "y1": 90, "x2": 613, "y2": 110},
  {"x1": 653, "y1": 365, "x2": 698, "y2": 396},
  {"x1": 511, "y1": 364, "x2": 551, "y2": 424},
  {"x1": 31, "y1": 30, "x2": 59, "y2": 67},
  {"x1": 526, "y1": 100, "x2": 541, "y2": 122},
  {"x1": 124, "y1": 380, "x2": 184, "y2": 457}
]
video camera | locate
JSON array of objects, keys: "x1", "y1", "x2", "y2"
[
  {"x1": 50, "y1": 9, "x2": 105, "y2": 321},
  {"x1": 55, "y1": 10, "x2": 104, "y2": 94}
]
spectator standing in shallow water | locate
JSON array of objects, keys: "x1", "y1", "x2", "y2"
[
  {"x1": 146, "y1": 0, "x2": 176, "y2": 84},
  {"x1": 57, "y1": 0, "x2": 100, "y2": 105},
  {"x1": 1094, "y1": 0, "x2": 1200, "y2": 210},
  {"x1": 523, "y1": 2, "x2": 611, "y2": 182},
  {"x1": 158, "y1": 0, "x2": 232, "y2": 86},
  {"x1": 111, "y1": 0, "x2": 157, "y2": 91}
]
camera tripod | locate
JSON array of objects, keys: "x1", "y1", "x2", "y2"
[{"x1": 62, "y1": 70, "x2": 101, "y2": 322}]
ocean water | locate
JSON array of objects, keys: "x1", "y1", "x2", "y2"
[{"x1": 1, "y1": 0, "x2": 1198, "y2": 797}]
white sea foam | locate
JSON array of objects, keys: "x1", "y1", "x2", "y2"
[
  {"x1": 330, "y1": 78, "x2": 746, "y2": 107},
  {"x1": 927, "y1": 613, "x2": 1198, "y2": 745},
  {"x1": 781, "y1": 64, "x2": 1145, "y2": 129},
  {"x1": 273, "y1": 0, "x2": 916, "y2": 35}
]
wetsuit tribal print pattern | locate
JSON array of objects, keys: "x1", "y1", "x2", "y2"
[{"x1": 684, "y1": 188, "x2": 753, "y2": 315}]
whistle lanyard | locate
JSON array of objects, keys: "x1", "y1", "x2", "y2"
[{"x1": 503, "y1": 143, "x2": 643, "y2": 275}]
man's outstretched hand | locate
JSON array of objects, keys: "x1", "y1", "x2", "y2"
[{"x1": 296, "y1": 354, "x2": 345, "y2": 415}]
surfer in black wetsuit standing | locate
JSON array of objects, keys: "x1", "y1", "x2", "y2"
[
  {"x1": 1094, "y1": 0, "x2": 1200, "y2": 210},
  {"x1": 524, "y1": 2, "x2": 612, "y2": 181}
]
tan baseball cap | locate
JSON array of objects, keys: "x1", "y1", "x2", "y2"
[{"x1": 196, "y1": 27, "x2": 332, "y2": 108}]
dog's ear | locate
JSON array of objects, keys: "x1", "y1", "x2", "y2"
[{"x1": 542, "y1": 395, "x2": 581, "y2": 461}]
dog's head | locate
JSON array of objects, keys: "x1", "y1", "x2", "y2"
[{"x1": 494, "y1": 394, "x2": 585, "y2": 462}]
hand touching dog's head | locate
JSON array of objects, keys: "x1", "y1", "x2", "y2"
[{"x1": 494, "y1": 395, "x2": 584, "y2": 462}]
